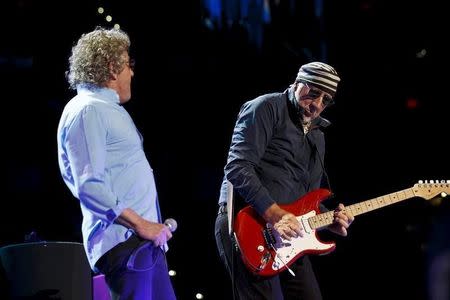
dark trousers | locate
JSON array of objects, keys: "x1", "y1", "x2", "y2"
[
  {"x1": 215, "y1": 211, "x2": 323, "y2": 300},
  {"x1": 95, "y1": 235, "x2": 177, "y2": 300}
]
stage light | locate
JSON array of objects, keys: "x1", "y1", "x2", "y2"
[
  {"x1": 195, "y1": 293, "x2": 204, "y2": 299},
  {"x1": 416, "y1": 49, "x2": 427, "y2": 59},
  {"x1": 106, "y1": 15, "x2": 112, "y2": 22},
  {"x1": 168, "y1": 269, "x2": 176, "y2": 276},
  {"x1": 97, "y1": 7, "x2": 104, "y2": 14},
  {"x1": 406, "y1": 98, "x2": 418, "y2": 109}
]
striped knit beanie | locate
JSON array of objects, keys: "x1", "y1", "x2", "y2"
[{"x1": 296, "y1": 62, "x2": 340, "y2": 97}]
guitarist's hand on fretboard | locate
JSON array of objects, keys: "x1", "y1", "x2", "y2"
[{"x1": 327, "y1": 203, "x2": 354, "y2": 237}]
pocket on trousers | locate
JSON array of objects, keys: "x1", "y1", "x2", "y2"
[{"x1": 126, "y1": 241, "x2": 160, "y2": 272}]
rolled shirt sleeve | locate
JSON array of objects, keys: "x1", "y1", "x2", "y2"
[{"x1": 64, "y1": 105, "x2": 125, "y2": 224}]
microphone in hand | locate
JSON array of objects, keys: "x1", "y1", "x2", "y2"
[{"x1": 164, "y1": 218, "x2": 177, "y2": 233}]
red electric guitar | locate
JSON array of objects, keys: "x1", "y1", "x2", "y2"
[{"x1": 233, "y1": 180, "x2": 449, "y2": 277}]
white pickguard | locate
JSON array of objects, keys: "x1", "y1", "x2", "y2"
[{"x1": 269, "y1": 210, "x2": 334, "y2": 271}]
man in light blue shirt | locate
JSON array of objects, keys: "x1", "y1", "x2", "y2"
[{"x1": 57, "y1": 27, "x2": 176, "y2": 300}]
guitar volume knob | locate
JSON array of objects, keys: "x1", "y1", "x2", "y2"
[{"x1": 257, "y1": 245, "x2": 265, "y2": 252}]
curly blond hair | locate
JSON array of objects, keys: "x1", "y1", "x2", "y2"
[{"x1": 67, "y1": 27, "x2": 130, "y2": 89}]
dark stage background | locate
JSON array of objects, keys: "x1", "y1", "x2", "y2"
[{"x1": 1, "y1": 0, "x2": 449, "y2": 299}]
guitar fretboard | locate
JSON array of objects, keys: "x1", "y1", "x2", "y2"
[{"x1": 308, "y1": 187, "x2": 415, "y2": 230}]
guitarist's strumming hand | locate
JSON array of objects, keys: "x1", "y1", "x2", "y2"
[
  {"x1": 263, "y1": 203, "x2": 304, "y2": 240},
  {"x1": 327, "y1": 203, "x2": 354, "y2": 237}
]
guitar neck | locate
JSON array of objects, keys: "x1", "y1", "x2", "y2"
[{"x1": 309, "y1": 187, "x2": 416, "y2": 230}]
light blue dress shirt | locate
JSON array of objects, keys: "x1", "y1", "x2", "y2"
[{"x1": 57, "y1": 85, "x2": 160, "y2": 271}]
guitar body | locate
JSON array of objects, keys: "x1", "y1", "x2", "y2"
[
  {"x1": 233, "y1": 180, "x2": 450, "y2": 277},
  {"x1": 233, "y1": 189, "x2": 336, "y2": 277}
]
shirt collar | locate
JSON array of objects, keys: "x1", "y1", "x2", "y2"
[{"x1": 76, "y1": 84, "x2": 120, "y2": 105}]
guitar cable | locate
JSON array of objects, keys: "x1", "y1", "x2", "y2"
[
  {"x1": 230, "y1": 212, "x2": 239, "y2": 300},
  {"x1": 269, "y1": 244, "x2": 296, "y2": 277},
  {"x1": 231, "y1": 233, "x2": 237, "y2": 300},
  {"x1": 225, "y1": 181, "x2": 238, "y2": 300}
]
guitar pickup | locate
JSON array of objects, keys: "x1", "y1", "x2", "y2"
[{"x1": 262, "y1": 226, "x2": 276, "y2": 247}]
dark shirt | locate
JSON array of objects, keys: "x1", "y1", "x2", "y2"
[{"x1": 219, "y1": 88, "x2": 331, "y2": 216}]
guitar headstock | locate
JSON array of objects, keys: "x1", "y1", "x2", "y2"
[{"x1": 413, "y1": 180, "x2": 450, "y2": 200}]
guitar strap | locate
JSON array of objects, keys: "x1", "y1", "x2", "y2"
[
  {"x1": 225, "y1": 180, "x2": 239, "y2": 300},
  {"x1": 306, "y1": 134, "x2": 334, "y2": 213},
  {"x1": 225, "y1": 180, "x2": 247, "y2": 239},
  {"x1": 306, "y1": 134, "x2": 333, "y2": 192},
  {"x1": 225, "y1": 180, "x2": 235, "y2": 236}
]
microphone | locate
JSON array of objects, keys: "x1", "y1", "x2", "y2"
[
  {"x1": 127, "y1": 219, "x2": 177, "y2": 269},
  {"x1": 164, "y1": 218, "x2": 177, "y2": 232}
]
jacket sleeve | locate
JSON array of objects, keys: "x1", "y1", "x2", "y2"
[{"x1": 224, "y1": 97, "x2": 277, "y2": 216}]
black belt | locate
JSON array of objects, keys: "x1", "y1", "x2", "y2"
[{"x1": 218, "y1": 203, "x2": 227, "y2": 215}]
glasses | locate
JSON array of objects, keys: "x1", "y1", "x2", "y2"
[
  {"x1": 303, "y1": 83, "x2": 334, "y2": 106},
  {"x1": 125, "y1": 58, "x2": 135, "y2": 71}
]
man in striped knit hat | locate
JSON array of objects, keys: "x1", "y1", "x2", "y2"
[{"x1": 215, "y1": 62, "x2": 354, "y2": 299}]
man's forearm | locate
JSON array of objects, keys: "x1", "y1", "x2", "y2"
[{"x1": 115, "y1": 208, "x2": 145, "y2": 230}]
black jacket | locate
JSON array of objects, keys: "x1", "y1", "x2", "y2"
[{"x1": 219, "y1": 88, "x2": 330, "y2": 216}]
